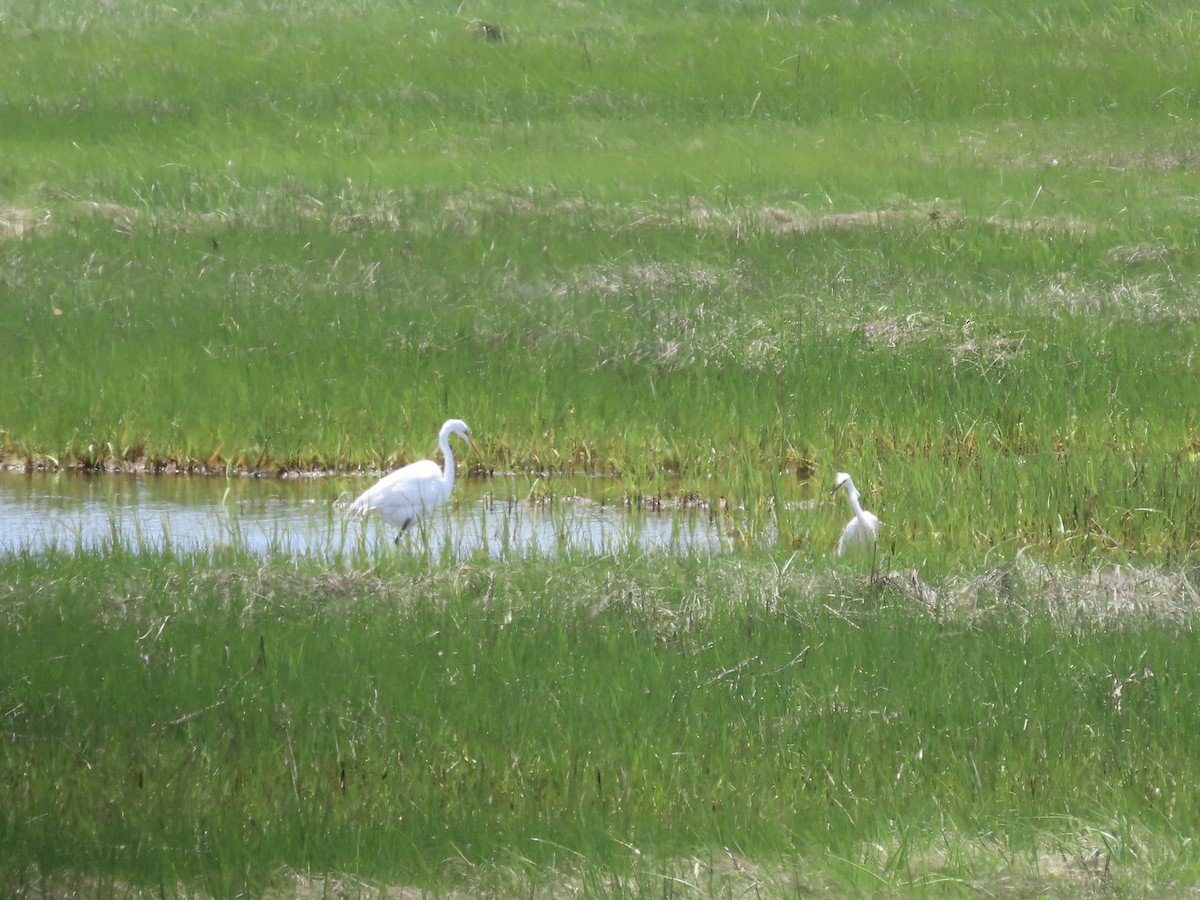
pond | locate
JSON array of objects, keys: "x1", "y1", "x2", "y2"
[{"x1": 0, "y1": 471, "x2": 746, "y2": 559}]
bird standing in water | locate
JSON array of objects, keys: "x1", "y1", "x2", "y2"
[{"x1": 349, "y1": 418, "x2": 477, "y2": 536}]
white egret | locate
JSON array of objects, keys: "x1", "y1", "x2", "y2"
[
  {"x1": 348, "y1": 418, "x2": 477, "y2": 535},
  {"x1": 830, "y1": 471, "x2": 880, "y2": 555}
]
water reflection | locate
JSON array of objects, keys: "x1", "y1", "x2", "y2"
[{"x1": 0, "y1": 472, "x2": 732, "y2": 559}]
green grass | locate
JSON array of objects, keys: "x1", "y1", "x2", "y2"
[
  {"x1": 4, "y1": 548, "x2": 1200, "y2": 896},
  {"x1": 5, "y1": 203, "x2": 1199, "y2": 565},
  {"x1": 3, "y1": 1, "x2": 1199, "y2": 507},
  {"x1": 4, "y1": 0, "x2": 1200, "y2": 893}
]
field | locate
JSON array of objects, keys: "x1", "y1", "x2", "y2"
[{"x1": 3, "y1": 0, "x2": 1200, "y2": 895}]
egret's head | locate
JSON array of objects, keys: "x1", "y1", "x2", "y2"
[
  {"x1": 442, "y1": 418, "x2": 470, "y2": 438},
  {"x1": 441, "y1": 418, "x2": 479, "y2": 453},
  {"x1": 830, "y1": 472, "x2": 852, "y2": 495}
]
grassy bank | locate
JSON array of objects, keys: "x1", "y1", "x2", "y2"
[{"x1": 3, "y1": 548, "x2": 1200, "y2": 896}]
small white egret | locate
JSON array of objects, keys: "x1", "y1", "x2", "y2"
[
  {"x1": 349, "y1": 418, "x2": 477, "y2": 535},
  {"x1": 830, "y1": 471, "x2": 880, "y2": 555}
]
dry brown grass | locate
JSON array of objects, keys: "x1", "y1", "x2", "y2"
[
  {"x1": 546, "y1": 260, "x2": 739, "y2": 300},
  {"x1": 265, "y1": 834, "x2": 1139, "y2": 898},
  {"x1": 945, "y1": 556, "x2": 1200, "y2": 624},
  {"x1": 949, "y1": 324, "x2": 1026, "y2": 368},
  {"x1": 758, "y1": 202, "x2": 961, "y2": 236},
  {"x1": 860, "y1": 313, "x2": 945, "y2": 349},
  {"x1": 0, "y1": 204, "x2": 48, "y2": 239},
  {"x1": 984, "y1": 214, "x2": 1097, "y2": 237},
  {"x1": 1025, "y1": 274, "x2": 1200, "y2": 322}
]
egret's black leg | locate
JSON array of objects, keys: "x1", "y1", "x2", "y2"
[{"x1": 394, "y1": 517, "x2": 415, "y2": 545}]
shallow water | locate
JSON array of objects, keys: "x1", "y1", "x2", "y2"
[{"x1": 0, "y1": 471, "x2": 732, "y2": 559}]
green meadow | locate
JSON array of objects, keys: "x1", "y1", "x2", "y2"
[{"x1": 3, "y1": 0, "x2": 1200, "y2": 894}]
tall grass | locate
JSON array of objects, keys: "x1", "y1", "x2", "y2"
[
  {"x1": 4, "y1": 0, "x2": 1199, "y2": 498},
  {"x1": 5, "y1": 203, "x2": 1199, "y2": 563},
  {"x1": 4, "y1": 1, "x2": 1200, "y2": 892},
  {"x1": 3, "y1": 548, "x2": 1199, "y2": 895}
]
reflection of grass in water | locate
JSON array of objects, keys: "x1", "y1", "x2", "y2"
[
  {"x1": 333, "y1": 482, "x2": 732, "y2": 561},
  {"x1": 2, "y1": 478, "x2": 725, "y2": 560},
  {"x1": 3, "y1": 549, "x2": 1200, "y2": 895}
]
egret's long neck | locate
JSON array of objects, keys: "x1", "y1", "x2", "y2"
[
  {"x1": 440, "y1": 434, "x2": 456, "y2": 493},
  {"x1": 846, "y1": 483, "x2": 866, "y2": 519}
]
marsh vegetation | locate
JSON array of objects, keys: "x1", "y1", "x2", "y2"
[{"x1": 2, "y1": 0, "x2": 1200, "y2": 894}]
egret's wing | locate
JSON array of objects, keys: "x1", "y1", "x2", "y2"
[
  {"x1": 861, "y1": 511, "x2": 881, "y2": 537},
  {"x1": 349, "y1": 459, "x2": 446, "y2": 525},
  {"x1": 837, "y1": 518, "x2": 858, "y2": 555},
  {"x1": 838, "y1": 512, "x2": 880, "y2": 554}
]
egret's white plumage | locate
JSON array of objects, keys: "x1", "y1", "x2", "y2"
[
  {"x1": 830, "y1": 471, "x2": 880, "y2": 555},
  {"x1": 349, "y1": 418, "x2": 476, "y2": 534}
]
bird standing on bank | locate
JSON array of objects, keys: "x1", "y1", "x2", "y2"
[
  {"x1": 830, "y1": 471, "x2": 880, "y2": 555},
  {"x1": 348, "y1": 418, "x2": 477, "y2": 536}
]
